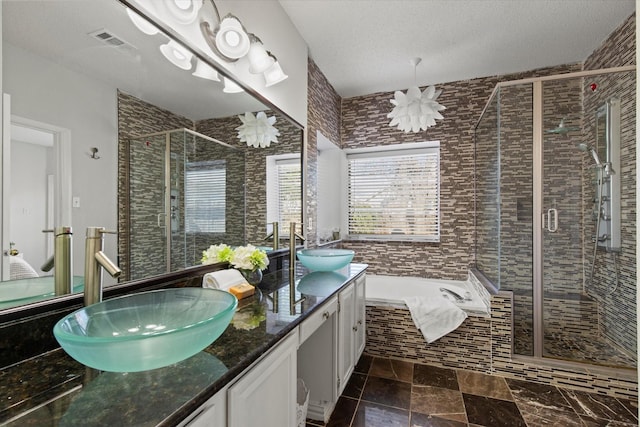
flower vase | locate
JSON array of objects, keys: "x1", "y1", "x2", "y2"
[{"x1": 239, "y1": 268, "x2": 263, "y2": 286}]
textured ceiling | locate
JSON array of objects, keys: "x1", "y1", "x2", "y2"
[{"x1": 279, "y1": 0, "x2": 636, "y2": 98}]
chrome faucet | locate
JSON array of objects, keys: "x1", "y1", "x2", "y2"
[
  {"x1": 289, "y1": 222, "x2": 306, "y2": 313},
  {"x1": 84, "y1": 227, "x2": 121, "y2": 306},
  {"x1": 264, "y1": 221, "x2": 279, "y2": 250},
  {"x1": 289, "y1": 222, "x2": 305, "y2": 272},
  {"x1": 41, "y1": 226, "x2": 73, "y2": 296}
]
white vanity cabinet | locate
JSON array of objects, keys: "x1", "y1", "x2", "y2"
[
  {"x1": 337, "y1": 281, "x2": 356, "y2": 395},
  {"x1": 227, "y1": 329, "x2": 298, "y2": 427},
  {"x1": 337, "y1": 273, "x2": 366, "y2": 395},
  {"x1": 299, "y1": 272, "x2": 367, "y2": 422},
  {"x1": 178, "y1": 386, "x2": 228, "y2": 427},
  {"x1": 179, "y1": 271, "x2": 366, "y2": 427},
  {"x1": 354, "y1": 274, "x2": 366, "y2": 360}
]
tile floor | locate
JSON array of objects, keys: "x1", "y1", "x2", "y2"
[
  {"x1": 306, "y1": 355, "x2": 639, "y2": 427},
  {"x1": 514, "y1": 326, "x2": 637, "y2": 368}
]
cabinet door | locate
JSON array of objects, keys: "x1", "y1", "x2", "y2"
[
  {"x1": 179, "y1": 387, "x2": 227, "y2": 427},
  {"x1": 337, "y1": 282, "x2": 355, "y2": 395},
  {"x1": 228, "y1": 329, "x2": 298, "y2": 427},
  {"x1": 354, "y1": 274, "x2": 366, "y2": 360}
]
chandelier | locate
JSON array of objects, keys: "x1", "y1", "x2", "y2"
[
  {"x1": 236, "y1": 112, "x2": 280, "y2": 148},
  {"x1": 387, "y1": 58, "x2": 445, "y2": 133}
]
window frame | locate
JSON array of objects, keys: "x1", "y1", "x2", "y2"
[{"x1": 343, "y1": 141, "x2": 440, "y2": 243}]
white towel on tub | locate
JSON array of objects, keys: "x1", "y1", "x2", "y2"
[
  {"x1": 202, "y1": 269, "x2": 246, "y2": 291},
  {"x1": 402, "y1": 295, "x2": 468, "y2": 343}
]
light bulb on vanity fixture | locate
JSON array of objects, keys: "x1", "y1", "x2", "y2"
[
  {"x1": 215, "y1": 14, "x2": 250, "y2": 59},
  {"x1": 263, "y1": 54, "x2": 288, "y2": 87},
  {"x1": 128, "y1": 0, "x2": 289, "y2": 89},
  {"x1": 247, "y1": 34, "x2": 275, "y2": 74}
]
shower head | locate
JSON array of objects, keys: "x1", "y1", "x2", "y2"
[
  {"x1": 578, "y1": 143, "x2": 602, "y2": 167},
  {"x1": 546, "y1": 118, "x2": 579, "y2": 134}
]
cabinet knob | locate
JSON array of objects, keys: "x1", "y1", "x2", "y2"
[
  {"x1": 352, "y1": 326, "x2": 358, "y2": 332},
  {"x1": 322, "y1": 311, "x2": 330, "y2": 320},
  {"x1": 357, "y1": 320, "x2": 362, "y2": 325}
]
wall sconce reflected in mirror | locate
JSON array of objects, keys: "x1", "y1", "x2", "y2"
[
  {"x1": 192, "y1": 58, "x2": 221, "y2": 81},
  {"x1": 160, "y1": 39, "x2": 193, "y2": 70},
  {"x1": 223, "y1": 77, "x2": 244, "y2": 93},
  {"x1": 161, "y1": 0, "x2": 203, "y2": 25},
  {"x1": 126, "y1": 7, "x2": 159, "y2": 35}
]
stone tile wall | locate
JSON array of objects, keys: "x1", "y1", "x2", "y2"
[
  {"x1": 339, "y1": 64, "x2": 578, "y2": 280},
  {"x1": 582, "y1": 13, "x2": 637, "y2": 359},
  {"x1": 307, "y1": 58, "x2": 343, "y2": 246}
]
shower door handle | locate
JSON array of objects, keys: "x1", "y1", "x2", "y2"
[
  {"x1": 546, "y1": 208, "x2": 558, "y2": 232},
  {"x1": 157, "y1": 213, "x2": 166, "y2": 228}
]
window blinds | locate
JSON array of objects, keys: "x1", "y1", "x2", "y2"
[
  {"x1": 185, "y1": 160, "x2": 226, "y2": 233},
  {"x1": 347, "y1": 147, "x2": 440, "y2": 241},
  {"x1": 276, "y1": 159, "x2": 302, "y2": 232}
]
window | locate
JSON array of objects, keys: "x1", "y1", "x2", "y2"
[
  {"x1": 346, "y1": 142, "x2": 440, "y2": 242},
  {"x1": 266, "y1": 155, "x2": 301, "y2": 235},
  {"x1": 185, "y1": 160, "x2": 226, "y2": 233}
]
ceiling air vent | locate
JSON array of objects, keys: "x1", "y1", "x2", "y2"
[
  {"x1": 87, "y1": 29, "x2": 137, "y2": 56},
  {"x1": 88, "y1": 28, "x2": 137, "y2": 57}
]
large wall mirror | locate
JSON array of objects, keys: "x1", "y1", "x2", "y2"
[{"x1": 0, "y1": 0, "x2": 303, "y2": 312}]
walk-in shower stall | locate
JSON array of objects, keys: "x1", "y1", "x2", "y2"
[
  {"x1": 126, "y1": 128, "x2": 245, "y2": 281},
  {"x1": 474, "y1": 66, "x2": 636, "y2": 369}
]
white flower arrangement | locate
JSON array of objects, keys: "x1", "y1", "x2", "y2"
[{"x1": 202, "y1": 243, "x2": 269, "y2": 272}]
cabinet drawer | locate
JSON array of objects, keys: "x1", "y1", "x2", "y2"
[{"x1": 300, "y1": 296, "x2": 338, "y2": 345}]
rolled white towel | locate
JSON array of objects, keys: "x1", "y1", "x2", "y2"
[{"x1": 203, "y1": 269, "x2": 246, "y2": 291}]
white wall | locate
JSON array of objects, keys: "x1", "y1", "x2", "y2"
[
  {"x1": 4, "y1": 43, "x2": 118, "y2": 280},
  {"x1": 316, "y1": 131, "x2": 345, "y2": 242}
]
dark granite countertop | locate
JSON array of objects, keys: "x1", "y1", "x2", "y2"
[{"x1": 0, "y1": 264, "x2": 367, "y2": 426}]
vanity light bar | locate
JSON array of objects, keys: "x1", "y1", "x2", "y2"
[{"x1": 126, "y1": 0, "x2": 288, "y2": 89}]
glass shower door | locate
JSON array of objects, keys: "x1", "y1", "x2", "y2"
[
  {"x1": 540, "y1": 78, "x2": 585, "y2": 362},
  {"x1": 129, "y1": 133, "x2": 168, "y2": 280}
]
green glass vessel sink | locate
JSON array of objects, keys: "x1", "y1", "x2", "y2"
[
  {"x1": 297, "y1": 249, "x2": 355, "y2": 271},
  {"x1": 0, "y1": 276, "x2": 84, "y2": 309},
  {"x1": 53, "y1": 288, "x2": 237, "y2": 372}
]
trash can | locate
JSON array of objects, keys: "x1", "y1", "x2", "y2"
[{"x1": 296, "y1": 378, "x2": 310, "y2": 427}]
